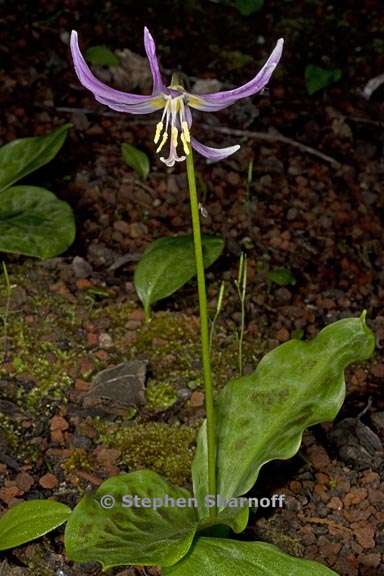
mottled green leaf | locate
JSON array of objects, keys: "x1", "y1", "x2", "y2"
[
  {"x1": 193, "y1": 316, "x2": 375, "y2": 516},
  {"x1": 86, "y1": 45, "x2": 120, "y2": 66},
  {"x1": 305, "y1": 65, "x2": 342, "y2": 95},
  {"x1": 267, "y1": 267, "x2": 296, "y2": 286},
  {"x1": 0, "y1": 124, "x2": 71, "y2": 192},
  {"x1": 134, "y1": 234, "x2": 224, "y2": 316},
  {"x1": 0, "y1": 186, "x2": 76, "y2": 258},
  {"x1": 163, "y1": 537, "x2": 338, "y2": 575},
  {"x1": 121, "y1": 143, "x2": 150, "y2": 180},
  {"x1": 0, "y1": 500, "x2": 71, "y2": 551},
  {"x1": 64, "y1": 470, "x2": 198, "y2": 569}
]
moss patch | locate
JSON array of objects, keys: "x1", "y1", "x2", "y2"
[
  {"x1": 97, "y1": 421, "x2": 197, "y2": 486},
  {"x1": 146, "y1": 380, "x2": 178, "y2": 412}
]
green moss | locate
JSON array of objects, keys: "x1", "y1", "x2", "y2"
[
  {"x1": 256, "y1": 519, "x2": 305, "y2": 557},
  {"x1": 132, "y1": 312, "x2": 199, "y2": 372},
  {"x1": 0, "y1": 412, "x2": 20, "y2": 450},
  {"x1": 0, "y1": 261, "x2": 266, "y2": 473},
  {"x1": 0, "y1": 412, "x2": 40, "y2": 461},
  {"x1": 62, "y1": 448, "x2": 93, "y2": 475},
  {"x1": 146, "y1": 380, "x2": 177, "y2": 411},
  {"x1": 97, "y1": 421, "x2": 197, "y2": 486}
]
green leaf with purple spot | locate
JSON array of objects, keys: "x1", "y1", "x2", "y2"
[
  {"x1": 163, "y1": 537, "x2": 339, "y2": 575},
  {"x1": 192, "y1": 316, "x2": 375, "y2": 518},
  {"x1": 64, "y1": 470, "x2": 198, "y2": 570}
]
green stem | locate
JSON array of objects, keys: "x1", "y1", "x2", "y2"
[
  {"x1": 1, "y1": 261, "x2": 12, "y2": 363},
  {"x1": 186, "y1": 148, "x2": 217, "y2": 517}
]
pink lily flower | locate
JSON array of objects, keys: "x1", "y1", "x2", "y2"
[{"x1": 70, "y1": 28, "x2": 283, "y2": 167}]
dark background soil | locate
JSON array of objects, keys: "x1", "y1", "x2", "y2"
[{"x1": 0, "y1": 0, "x2": 383, "y2": 574}]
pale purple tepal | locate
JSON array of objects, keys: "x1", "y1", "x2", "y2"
[{"x1": 70, "y1": 28, "x2": 283, "y2": 167}]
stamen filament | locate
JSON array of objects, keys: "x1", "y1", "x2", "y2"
[{"x1": 154, "y1": 94, "x2": 191, "y2": 166}]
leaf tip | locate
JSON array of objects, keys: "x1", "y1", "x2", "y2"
[{"x1": 360, "y1": 309, "x2": 367, "y2": 323}]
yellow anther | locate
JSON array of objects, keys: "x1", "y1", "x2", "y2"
[
  {"x1": 156, "y1": 132, "x2": 168, "y2": 153},
  {"x1": 180, "y1": 133, "x2": 190, "y2": 156},
  {"x1": 181, "y1": 121, "x2": 190, "y2": 142},
  {"x1": 171, "y1": 127, "x2": 179, "y2": 147},
  {"x1": 154, "y1": 122, "x2": 163, "y2": 144}
]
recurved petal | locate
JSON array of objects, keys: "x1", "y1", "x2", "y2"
[
  {"x1": 144, "y1": 27, "x2": 166, "y2": 95},
  {"x1": 187, "y1": 38, "x2": 284, "y2": 112},
  {"x1": 93, "y1": 94, "x2": 165, "y2": 114},
  {"x1": 191, "y1": 137, "x2": 240, "y2": 162},
  {"x1": 70, "y1": 30, "x2": 165, "y2": 114}
]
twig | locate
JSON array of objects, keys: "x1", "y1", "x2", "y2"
[
  {"x1": 132, "y1": 178, "x2": 158, "y2": 197},
  {"x1": 108, "y1": 252, "x2": 143, "y2": 272},
  {"x1": 362, "y1": 72, "x2": 384, "y2": 99},
  {"x1": 299, "y1": 515, "x2": 351, "y2": 534},
  {"x1": 54, "y1": 106, "x2": 154, "y2": 124},
  {"x1": 54, "y1": 105, "x2": 342, "y2": 167},
  {"x1": 204, "y1": 125, "x2": 342, "y2": 168},
  {"x1": 348, "y1": 116, "x2": 383, "y2": 127},
  {"x1": 55, "y1": 106, "x2": 119, "y2": 117}
]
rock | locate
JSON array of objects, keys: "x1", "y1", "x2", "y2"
[
  {"x1": 371, "y1": 412, "x2": 384, "y2": 434},
  {"x1": 328, "y1": 418, "x2": 384, "y2": 470},
  {"x1": 275, "y1": 287, "x2": 292, "y2": 304},
  {"x1": 98, "y1": 332, "x2": 114, "y2": 349},
  {"x1": 72, "y1": 256, "x2": 93, "y2": 279},
  {"x1": 94, "y1": 447, "x2": 121, "y2": 468},
  {"x1": 39, "y1": 473, "x2": 59, "y2": 489},
  {"x1": 352, "y1": 523, "x2": 375, "y2": 549},
  {"x1": 0, "y1": 485, "x2": 22, "y2": 504},
  {"x1": 192, "y1": 78, "x2": 222, "y2": 94},
  {"x1": 306, "y1": 445, "x2": 331, "y2": 470},
  {"x1": 74, "y1": 379, "x2": 90, "y2": 392},
  {"x1": 50, "y1": 416, "x2": 69, "y2": 432},
  {"x1": 76, "y1": 278, "x2": 93, "y2": 290},
  {"x1": 190, "y1": 391, "x2": 205, "y2": 408},
  {"x1": 15, "y1": 472, "x2": 34, "y2": 492},
  {"x1": 113, "y1": 220, "x2": 130, "y2": 235},
  {"x1": 328, "y1": 496, "x2": 343, "y2": 510},
  {"x1": 343, "y1": 488, "x2": 368, "y2": 507},
  {"x1": 371, "y1": 364, "x2": 384, "y2": 378},
  {"x1": 112, "y1": 48, "x2": 153, "y2": 92},
  {"x1": 128, "y1": 309, "x2": 146, "y2": 322},
  {"x1": 275, "y1": 327, "x2": 290, "y2": 342},
  {"x1": 83, "y1": 361, "x2": 147, "y2": 415}
]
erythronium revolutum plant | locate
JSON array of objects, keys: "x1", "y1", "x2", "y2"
[{"x1": 0, "y1": 28, "x2": 376, "y2": 576}]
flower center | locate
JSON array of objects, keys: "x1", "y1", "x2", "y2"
[{"x1": 153, "y1": 95, "x2": 191, "y2": 167}]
